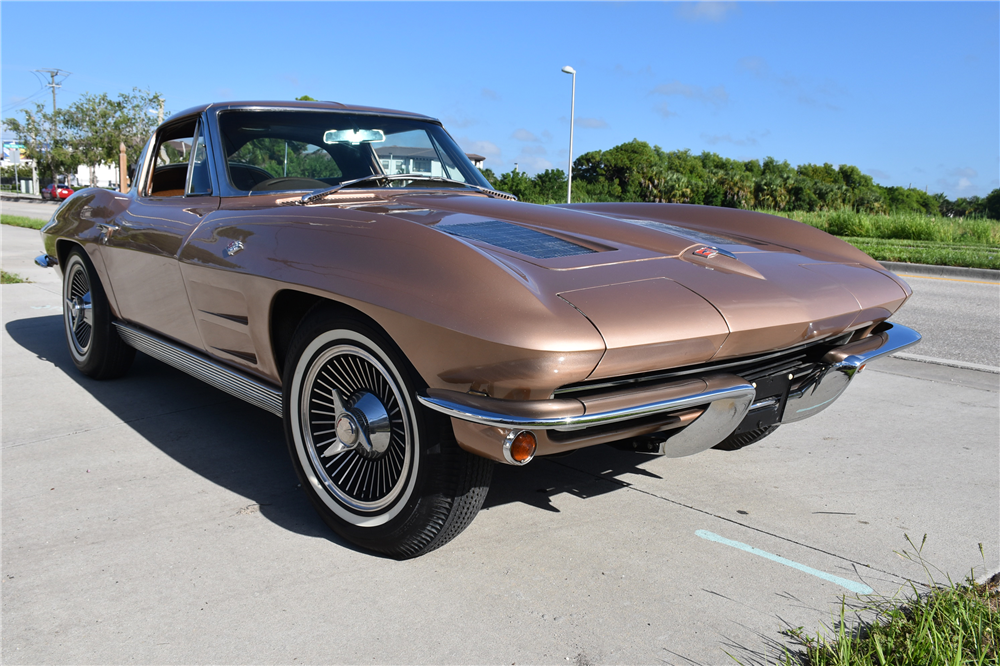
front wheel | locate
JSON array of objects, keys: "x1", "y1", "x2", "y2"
[
  {"x1": 283, "y1": 309, "x2": 492, "y2": 559},
  {"x1": 62, "y1": 248, "x2": 135, "y2": 379}
]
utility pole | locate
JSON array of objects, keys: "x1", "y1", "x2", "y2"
[{"x1": 33, "y1": 69, "x2": 70, "y2": 185}]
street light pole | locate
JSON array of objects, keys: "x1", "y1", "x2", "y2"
[{"x1": 561, "y1": 66, "x2": 576, "y2": 204}]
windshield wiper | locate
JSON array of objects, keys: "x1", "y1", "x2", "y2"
[{"x1": 300, "y1": 174, "x2": 516, "y2": 204}]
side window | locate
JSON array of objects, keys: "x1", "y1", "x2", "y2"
[
  {"x1": 186, "y1": 125, "x2": 212, "y2": 195},
  {"x1": 147, "y1": 118, "x2": 199, "y2": 197}
]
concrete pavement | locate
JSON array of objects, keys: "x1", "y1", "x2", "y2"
[{"x1": 2, "y1": 225, "x2": 998, "y2": 665}]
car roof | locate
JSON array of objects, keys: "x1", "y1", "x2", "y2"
[{"x1": 167, "y1": 100, "x2": 439, "y2": 125}]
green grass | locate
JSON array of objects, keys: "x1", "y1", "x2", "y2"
[
  {"x1": 1, "y1": 270, "x2": 27, "y2": 284},
  {"x1": 1, "y1": 214, "x2": 46, "y2": 230},
  {"x1": 774, "y1": 209, "x2": 1000, "y2": 245},
  {"x1": 773, "y1": 537, "x2": 998, "y2": 666},
  {"x1": 841, "y1": 237, "x2": 1000, "y2": 270},
  {"x1": 760, "y1": 209, "x2": 1000, "y2": 269}
]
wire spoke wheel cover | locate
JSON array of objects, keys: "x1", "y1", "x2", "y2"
[
  {"x1": 63, "y1": 254, "x2": 95, "y2": 360},
  {"x1": 289, "y1": 329, "x2": 419, "y2": 527}
]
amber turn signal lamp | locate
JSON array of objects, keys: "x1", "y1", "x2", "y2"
[{"x1": 503, "y1": 430, "x2": 537, "y2": 466}]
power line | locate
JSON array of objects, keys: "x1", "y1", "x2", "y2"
[
  {"x1": 33, "y1": 69, "x2": 71, "y2": 116},
  {"x1": 1, "y1": 87, "x2": 49, "y2": 113}
]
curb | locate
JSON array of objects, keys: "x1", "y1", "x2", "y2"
[
  {"x1": 879, "y1": 261, "x2": 999, "y2": 283},
  {"x1": 891, "y1": 352, "x2": 1000, "y2": 375},
  {"x1": 1, "y1": 193, "x2": 45, "y2": 202}
]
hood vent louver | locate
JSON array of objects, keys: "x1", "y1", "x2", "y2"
[
  {"x1": 616, "y1": 218, "x2": 737, "y2": 247},
  {"x1": 443, "y1": 220, "x2": 596, "y2": 259}
]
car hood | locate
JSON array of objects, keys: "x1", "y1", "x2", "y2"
[{"x1": 373, "y1": 193, "x2": 910, "y2": 379}]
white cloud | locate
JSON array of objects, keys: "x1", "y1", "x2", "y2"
[
  {"x1": 613, "y1": 63, "x2": 655, "y2": 78},
  {"x1": 517, "y1": 155, "x2": 553, "y2": 172},
  {"x1": 651, "y1": 80, "x2": 728, "y2": 107},
  {"x1": 701, "y1": 133, "x2": 757, "y2": 147},
  {"x1": 458, "y1": 137, "x2": 501, "y2": 159},
  {"x1": 520, "y1": 145, "x2": 547, "y2": 156},
  {"x1": 675, "y1": 2, "x2": 739, "y2": 22},
  {"x1": 575, "y1": 117, "x2": 609, "y2": 129},
  {"x1": 655, "y1": 103, "x2": 678, "y2": 118},
  {"x1": 511, "y1": 128, "x2": 540, "y2": 142},
  {"x1": 481, "y1": 88, "x2": 500, "y2": 101},
  {"x1": 949, "y1": 166, "x2": 977, "y2": 178},
  {"x1": 444, "y1": 115, "x2": 477, "y2": 129},
  {"x1": 777, "y1": 75, "x2": 842, "y2": 111},
  {"x1": 737, "y1": 56, "x2": 768, "y2": 78},
  {"x1": 865, "y1": 168, "x2": 891, "y2": 182},
  {"x1": 935, "y1": 172, "x2": 981, "y2": 198}
]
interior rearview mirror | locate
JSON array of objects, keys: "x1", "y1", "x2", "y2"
[{"x1": 323, "y1": 129, "x2": 385, "y2": 145}]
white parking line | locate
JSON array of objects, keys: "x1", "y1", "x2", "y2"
[{"x1": 695, "y1": 530, "x2": 874, "y2": 595}]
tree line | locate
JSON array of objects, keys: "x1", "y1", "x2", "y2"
[
  {"x1": 481, "y1": 139, "x2": 1000, "y2": 220},
  {"x1": 6, "y1": 94, "x2": 996, "y2": 221},
  {"x1": 3, "y1": 88, "x2": 164, "y2": 186}
]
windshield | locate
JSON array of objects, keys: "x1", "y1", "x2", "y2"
[{"x1": 217, "y1": 110, "x2": 491, "y2": 193}]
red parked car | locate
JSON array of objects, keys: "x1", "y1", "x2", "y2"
[{"x1": 41, "y1": 182, "x2": 74, "y2": 200}]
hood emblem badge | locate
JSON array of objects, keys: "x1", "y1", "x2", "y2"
[
  {"x1": 225, "y1": 241, "x2": 245, "y2": 257},
  {"x1": 693, "y1": 245, "x2": 738, "y2": 260}
]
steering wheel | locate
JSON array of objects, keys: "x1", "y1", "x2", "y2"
[{"x1": 252, "y1": 177, "x2": 329, "y2": 192}]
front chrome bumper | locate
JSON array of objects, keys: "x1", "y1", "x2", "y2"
[
  {"x1": 419, "y1": 321, "x2": 921, "y2": 461},
  {"x1": 781, "y1": 321, "x2": 921, "y2": 422}
]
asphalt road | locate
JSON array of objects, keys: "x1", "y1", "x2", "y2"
[
  {"x1": 2, "y1": 223, "x2": 998, "y2": 664},
  {"x1": 887, "y1": 271, "x2": 999, "y2": 368}
]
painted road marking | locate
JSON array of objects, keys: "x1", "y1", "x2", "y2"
[
  {"x1": 695, "y1": 530, "x2": 874, "y2": 595},
  {"x1": 895, "y1": 274, "x2": 999, "y2": 286}
]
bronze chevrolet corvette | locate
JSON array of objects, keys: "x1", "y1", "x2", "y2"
[{"x1": 36, "y1": 100, "x2": 920, "y2": 558}]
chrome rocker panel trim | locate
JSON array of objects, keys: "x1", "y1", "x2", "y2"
[
  {"x1": 114, "y1": 322, "x2": 283, "y2": 416},
  {"x1": 782, "y1": 321, "x2": 921, "y2": 423}
]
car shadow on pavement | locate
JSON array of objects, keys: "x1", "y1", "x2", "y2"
[
  {"x1": 5, "y1": 314, "x2": 364, "y2": 550},
  {"x1": 7, "y1": 314, "x2": 671, "y2": 545},
  {"x1": 484, "y1": 446, "x2": 666, "y2": 513}
]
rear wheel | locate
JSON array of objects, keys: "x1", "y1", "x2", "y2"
[
  {"x1": 62, "y1": 248, "x2": 134, "y2": 379},
  {"x1": 283, "y1": 308, "x2": 492, "y2": 558}
]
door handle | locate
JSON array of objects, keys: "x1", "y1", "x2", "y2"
[{"x1": 96, "y1": 222, "x2": 121, "y2": 243}]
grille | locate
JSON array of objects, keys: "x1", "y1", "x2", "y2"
[{"x1": 554, "y1": 333, "x2": 853, "y2": 399}]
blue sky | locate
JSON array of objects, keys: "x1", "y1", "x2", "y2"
[{"x1": 2, "y1": 1, "x2": 997, "y2": 199}]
